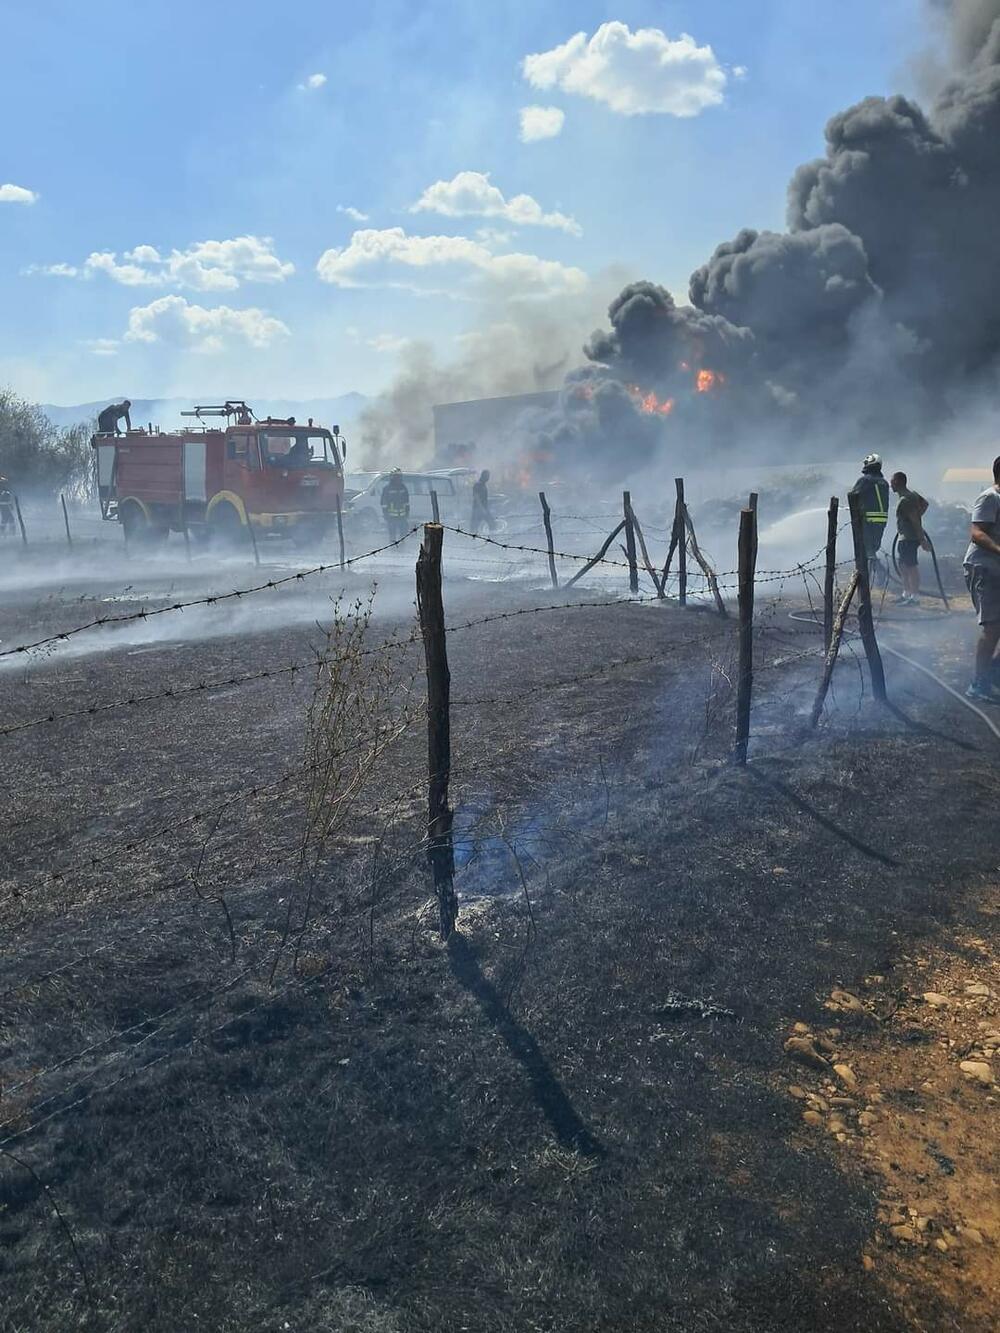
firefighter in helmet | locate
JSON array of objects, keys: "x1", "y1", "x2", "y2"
[
  {"x1": 381, "y1": 469, "x2": 410, "y2": 542},
  {"x1": 97, "y1": 400, "x2": 132, "y2": 435},
  {"x1": 850, "y1": 452, "x2": 890, "y2": 581}
]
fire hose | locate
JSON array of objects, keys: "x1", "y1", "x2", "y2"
[
  {"x1": 787, "y1": 607, "x2": 1000, "y2": 743},
  {"x1": 888, "y1": 532, "x2": 951, "y2": 609}
]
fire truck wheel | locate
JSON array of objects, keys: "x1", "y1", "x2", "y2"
[
  {"x1": 209, "y1": 502, "x2": 249, "y2": 551},
  {"x1": 120, "y1": 501, "x2": 166, "y2": 551}
]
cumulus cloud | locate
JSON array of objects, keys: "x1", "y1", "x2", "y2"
[
  {"x1": 29, "y1": 236, "x2": 294, "y2": 291},
  {"x1": 410, "y1": 170, "x2": 581, "y2": 235},
  {"x1": 300, "y1": 72, "x2": 327, "y2": 90},
  {"x1": 0, "y1": 183, "x2": 39, "y2": 204},
  {"x1": 519, "y1": 105, "x2": 566, "y2": 141},
  {"x1": 522, "y1": 21, "x2": 727, "y2": 117},
  {"x1": 337, "y1": 204, "x2": 370, "y2": 222},
  {"x1": 123, "y1": 296, "x2": 290, "y2": 353},
  {"x1": 316, "y1": 226, "x2": 587, "y2": 299}
]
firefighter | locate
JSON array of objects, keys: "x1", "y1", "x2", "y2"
[
  {"x1": 97, "y1": 400, "x2": 132, "y2": 435},
  {"x1": 381, "y1": 469, "x2": 410, "y2": 542},
  {"x1": 470, "y1": 469, "x2": 494, "y2": 535},
  {"x1": 0, "y1": 478, "x2": 15, "y2": 537},
  {"x1": 850, "y1": 453, "x2": 889, "y2": 581}
]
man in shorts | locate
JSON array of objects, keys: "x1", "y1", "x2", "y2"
[
  {"x1": 890, "y1": 471, "x2": 929, "y2": 604},
  {"x1": 964, "y1": 454, "x2": 1000, "y2": 702}
]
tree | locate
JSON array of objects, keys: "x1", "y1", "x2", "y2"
[{"x1": 0, "y1": 388, "x2": 95, "y2": 497}]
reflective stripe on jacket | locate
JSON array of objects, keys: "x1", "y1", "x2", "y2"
[{"x1": 852, "y1": 473, "x2": 889, "y2": 526}]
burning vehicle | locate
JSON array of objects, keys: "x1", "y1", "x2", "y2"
[{"x1": 91, "y1": 401, "x2": 346, "y2": 550}]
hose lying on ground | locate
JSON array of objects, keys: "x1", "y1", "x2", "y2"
[
  {"x1": 889, "y1": 533, "x2": 951, "y2": 608},
  {"x1": 787, "y1": 608, "x2": 1000, "y2": 743}
]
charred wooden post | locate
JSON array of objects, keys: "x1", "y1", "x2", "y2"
[
  {"x1": 629, "y1": 505, "x2": 664, "y2": 598},
  {"x1": 734, "y1": 507, "x2": 757, "y2": 765},
  {"x1": 335, "y1": 493, "x2": 346, "y2": 570},
  {"x1": 416, "y1": 523, "x2": 458, "y2": 939},
  {"x1": 623, "y1": 490, "x2": 639, "y2": 594},
  {"x1": 660, "y1": 478, "x2": 688, "y2": 603},
  {"x1": 14, "y1": 496, "x2": 27, "y2": 547},
  {"x1": 811, "y1": 570, "x2": 859, "y2": 727},
  {"x1": 684, "y1": 508, "x2": 727, "y2": 617},
  {"x1": 749, "y1": 491, "x2": 759, "y2": 562},
  {"x1": 824, "y1": 496, "x2": 839, "y2": 651},
  {"x1": 59, "y1": 494, "x2": 73, "y2": 549},
  {"x1": 847, "y1": 490, "x2": 887, "y2": 702},
  {"x1": 539, "y1": 491, "x2": 558, "y2": 588},
  {"x1": 565, "y1": 519, "x2": 626, "y2": 589},
  {"x1": 430, "y1": 489, "x2": 441, "y2": 524}
]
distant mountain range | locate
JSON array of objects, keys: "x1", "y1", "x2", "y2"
[{"x1": 40, "y1": 394, "x2": 368, "y2": 434}]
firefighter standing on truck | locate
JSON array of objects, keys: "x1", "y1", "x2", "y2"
[
  {"x1": 97, "y1": 400, "x2": 132, "y2": 435},
  {"x1": 850, "y1": 453, "x2": 890, "y2": 581},
  {"x1": 381, "y1": 469, "x2": 410, "y2": 542}
]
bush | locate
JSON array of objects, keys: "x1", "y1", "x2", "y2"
[{"x1": 0, "y1": 388, "x2": 95, "y2": 498}]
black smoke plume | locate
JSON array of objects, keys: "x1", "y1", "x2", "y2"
[{"x1": 561, "y1": 1, "x2": 1000, "y2": 475}]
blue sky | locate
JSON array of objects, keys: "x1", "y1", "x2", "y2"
[{"x1": 1, "y1": 0, "x2": 923, "y2": 405}]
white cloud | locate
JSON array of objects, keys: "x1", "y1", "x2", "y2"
[
  {"x1": 123, "y1": 296, "x2": 290, "y2": 353},
  {"x1": 410, "y1": 171, "x2": 581, "y2": 236},
  {"x1": 0, "y1": 183, "x2": 38, "y2": 205},
  {"x1": 300, "y1": 72, "x2": 327, "y2": 90},
  {"x1": 368, "y1": 333, "x2": 413, "y2": 353},
  {"x1": 519, "y1": 105, "x2": 566, "y2": 142},
  {"x1": 81, "y1": 337, "x2": 120, "y2": 357},
  {"x1": 28, "y1": 236, "x2": 294, "y2": 291},
  {"x1": 337, "y1": 204, "x2": 370, "y2": 222},
  {"x1": 475, "y1": 227, "x2": 513, "y2": 247},
  {"x1": 522, "y1": 21, "x2": 727, "y2": 117},
  {"x1": 316, "y1": 226, "x2": 587, "y2": 300}
]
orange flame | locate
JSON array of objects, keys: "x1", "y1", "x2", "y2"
[{"x1": 695, "y1": 368, "x2": 724, "y2": 393}]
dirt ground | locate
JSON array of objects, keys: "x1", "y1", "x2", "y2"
[{"x1": 0, "y1": 540, "x2": 997, "y2": 1332}]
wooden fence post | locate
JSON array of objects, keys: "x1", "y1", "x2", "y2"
[
  {"x1": 60, "y1": 494, "x2": 73, "y2": 549},
  {"x1": 430, "y1": 489, "x2": 441, "y2": 524},
  {"x1": 676, "y1": 479, "x2": 687, "y2": 606},
  {"x1": 684, "y1": 509, "x2": 727, "y2": 617},
  {"x1": 565, "y1": 519, "x2": 626, "y2": 589},
  {"x1": 824, "y1": 496, "x2": 839, "y2": 651},
  {"x1": 734, "y1": 507, "x2": 757, "y2": 765},
  {"x1": 14, "y1": 495, "x2": 27, "y2": 547},
  {"x1": 628, "y1": 504, "x2": 664, "y2": 598},
  {"x1": 623, "y1": 490, "x2": 639, "y2": 594},
  {"x1": 847, "y1": 490, "x2": 886, "y2": 702},
  {"x1": 811, "y1": 570, "x2": 859, "y2": 727},
  {"x1": 335, "y1": 493, "x2": 346, "y2": 570},
  {"x1": 246, "y1": 513, "x2": 261, "y2": 567},
  {"x1": 539, "y1": 491, "x2": 558, "y2": 588},
  {"x1": 416, "y1": 523, "x2": 458, "y2": 939}
]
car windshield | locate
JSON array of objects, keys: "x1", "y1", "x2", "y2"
[{"x1": 261, "y1": 431, "x2": 339, "y2": 469}]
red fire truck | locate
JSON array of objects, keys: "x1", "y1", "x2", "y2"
[{"x1": 91, "y1": 401, "x2": 346, "y2": 549}]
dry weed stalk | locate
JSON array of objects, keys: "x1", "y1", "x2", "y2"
[{"x1": 273, "y1": 591, "x2": 419, "y2": 977}]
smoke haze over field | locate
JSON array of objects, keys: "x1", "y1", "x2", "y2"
[{"x1": 361, "y1": 2, "x2": 1000, "y2": 484}]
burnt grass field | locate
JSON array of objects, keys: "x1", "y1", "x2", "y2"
[{"x1": 0, "y1": 545, "x2": 997, "y2": 1332}]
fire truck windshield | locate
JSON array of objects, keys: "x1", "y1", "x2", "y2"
[{"x1": 261, "y1": 431, "x2": 339, "y2": 469}]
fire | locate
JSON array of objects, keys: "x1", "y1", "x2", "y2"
[
  {"x1": 641, "y1": 391, "x2": 675, "y2": 416},
  {"x1": 695, "y1": 368, "x2": 724, "y2": 393}
]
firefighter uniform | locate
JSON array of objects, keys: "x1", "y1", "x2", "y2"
[
  {"x1": 850, "y1": 455, "x2": 889, "y2": 573},
  {"x1": 381, "y1": 473, "x2": 410, "y2": 542},
  {"x1": 0, "y1": 482, "x2": 15, "y2": 536}
]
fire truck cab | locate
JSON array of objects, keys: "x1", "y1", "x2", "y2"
[{"x1": 91, "y1": 401, "x2": 345, "y2": 549}]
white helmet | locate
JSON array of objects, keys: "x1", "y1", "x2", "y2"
[{"x1": 862, "y1": 452, "x2": 882, "y2": 469}]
